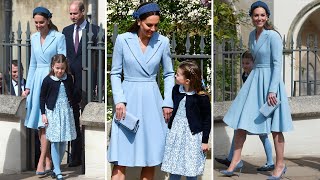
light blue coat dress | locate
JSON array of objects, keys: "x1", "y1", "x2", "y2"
[
  {"x1": 108, "y1": 32, "x2": 175, "y2": 166},
  {"x1": 24, "y1": 30, "x2": 66, "y2": 129},
  {"x1": 223, "y1": 29, "x2": 293, "y2": 134}
]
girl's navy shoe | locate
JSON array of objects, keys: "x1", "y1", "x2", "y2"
[
  {"x1": 56, "y1": 174, "x2": 63, "y2": 180},
  {"x1": 257, "y1": 164, "x2": 275, "y2": 171},
  {"x1": 51, "y1": 171, "x2": 56, "y2": 178},
  {"x1": 220, "y1": 160, "x2": 244, "y2": 177}
]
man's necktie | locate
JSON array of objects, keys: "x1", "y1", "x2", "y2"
[{"x1": 75, "y1": 25, "x2": 80, "y2": 53}]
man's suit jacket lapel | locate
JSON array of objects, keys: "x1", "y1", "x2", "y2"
[
  {"x1": 10, "y1": 83, "x2": 15, "y2": 95},
  {"x1": 65, "y1": 25, "x2": 76, "y2": 58}
]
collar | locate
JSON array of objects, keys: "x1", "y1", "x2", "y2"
[
  {"x1": 179, "y1": 85, "x2": 195, "y2": 95},
  {"x1": 74, "y1": 20, "x2": 87, "y2": 30},
  {"x1": 50, "y1": 74, "x2": 67, "y2": 81},
  {"x1": 12, "y1": 79, "x2": 24, "y2": 86}
]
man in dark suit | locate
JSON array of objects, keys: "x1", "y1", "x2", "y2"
[
  {"x1": 62, "y1": 0, "x2": 99, "y2": 167},
  {"x1": 5, "y1": 60, "x2": 26, "y2": 96}
]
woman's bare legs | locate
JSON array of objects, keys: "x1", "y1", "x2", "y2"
[
  {"x1": 36, "y1": 128, "x2": 50, "y2": 172},
  {"x1": 45, "y1": 147, "x2": 52, "y2": 171},
  {"x1": 227, "y1": 129, "x2": 247, "y2": 171},
  {"x1": 272, "y1": 132, "x2": 285, "y2": 176},
  {"x1": 111, "y1": 165, "x2": 126, "y2": 180},
  {"x1": 140, "y1": 166, "x2": 155, "y2": 180}
]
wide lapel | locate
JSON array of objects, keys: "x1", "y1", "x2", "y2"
[
  {"x1": 78, "y1": 22, "x2": 89, "y2": 54},
  {"x1": 66, "y1": 26, "x2": 76, "y2": 58},
  {"x1": 124, "y1": 33, "x2": 150, "y2": 75},
  {"x1": 253, "y1": 30, "x2": 269, "y2": 59},
  {"x1": 144, "y1": 32, "x2": 162, "y2": 64},
  {"x1": 41, "y1": 30, "x2": 56, "y2": 53}
]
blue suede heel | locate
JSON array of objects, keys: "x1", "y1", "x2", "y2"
[
  {"x1": 220, "y1": 160, "x2": 244, "y2": 177},
  {"x1": 267, "y1": 166, "x2": 287, "y2": 180}
]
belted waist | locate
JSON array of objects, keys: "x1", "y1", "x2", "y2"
[
  {"x1": 37, "y1": 64, "x2": 50, "y2": 68},
  {"x1": 255, "y1": 64, "x2": 273, "y2": 68},
  {"x1": 124, "y1": 76, "x2": 156, "y2": 82}
]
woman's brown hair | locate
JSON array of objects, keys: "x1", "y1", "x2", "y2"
[
  {"x1": 33, "y1": 12, "x2": 58, "y2": 31},
  {"x1": 127, "y1": 2, "x2": 160, "y2": 32}
]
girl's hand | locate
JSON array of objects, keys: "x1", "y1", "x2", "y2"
[
  {"x1": 267, "y1": 92, "x2": 277, "y2": 106},
  {"x1": 115, "y1": 103, "x2": 126, "y2": 120},
  {"x1": 202, "y1": 143, "x2": 209, "y2": 152},
  {"x1": 42, "y1": 114, "x2": 48, "y2": 126},
  {"x1": 22, "y1": 89, "x2": 30, "y2": 97},
  {"x1": 163, "y1": 107, "x2": 173, "y2": 123}
]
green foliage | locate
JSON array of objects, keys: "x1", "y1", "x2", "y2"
[
  {"x1": 214, "y1": 56, "x2": 240, "y2": 101},
  {"x1": 213, "y1": 0, "x2": 248, "y2": 43},
  {"x1": 213, "y1": 0, "x2": 249, "y2": 101},
  {"x1": 107, "y1": 0, "x2": 212, "y2": 106}
]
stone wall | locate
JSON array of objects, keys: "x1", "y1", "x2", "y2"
[
  {"x1": 80, "y1": 102, "x2": 105, "y2": 179},
  {"x1": 214, "y1": 95, "x2": 320, "y2": 157},
  {"x1": 0, "y1": 95, "x2": 27, "y2": 174}
]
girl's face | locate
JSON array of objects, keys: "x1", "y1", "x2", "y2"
[
  {"x1": 242, "y1": 58, "x2": 254, "y2": 73},
  {"x1": 34, "y1": 15, "x2": 49, "y2": 33},
  {"x1": 138, "y1": 15, "x2": 160, "y2": 38},
  {"x1": 52, "y1": 62, "x2": 67, "y2": 79},
  {"x1": 251, "y1": 7, "x2": 268, "y2": 29},
  {"x1": 175, "y1": 68, "x2": 189, "y2": 86}
]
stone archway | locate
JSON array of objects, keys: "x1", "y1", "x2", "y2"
[{"x1": 287, "y1": 1, "x2": 320, "y2": 95}]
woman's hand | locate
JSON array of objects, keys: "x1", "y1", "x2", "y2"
[
  {"x1": 22, "y1": 89, "x2": 30, "y2": 97},
  {"x1": 42, "y1": 114, "x2": 48, "y2": 127},
  {"x1": 115, "y1": 103, "x2": 126, "y2": 120},
  {"x1": 267, "y1": 92, "x2": 277, "y2": 106},
  {"x1": 202, "y1": 143, "x2": 209, "y2": 152},
  {"x1": 163, "y1": 107, "x2": 173, "y2": 123}
]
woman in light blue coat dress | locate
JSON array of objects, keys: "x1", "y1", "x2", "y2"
[
  {"x1": 107, "y1": 2, "x2": 175, "y2": 179},
  {"x1": 220, "y1": 1, "x2": 293, "y2": 180},
  {"x1": 22, "y1": 7, "x2": 66, "y2": 175}
]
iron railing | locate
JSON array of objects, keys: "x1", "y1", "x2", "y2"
[
  {"x1": 106, "y1": 24, "x2": 212, "y2": 119},
  {"x1": 214, "y1": 34, "x2": 320, "y2": 102},
  {"x1": 0, "y1": 21, "x2": 105, "y2": 172}
]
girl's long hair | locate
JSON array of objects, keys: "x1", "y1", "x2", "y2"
[{"x1": 178, "y1": 60, "x2": 204, "y2": 94}]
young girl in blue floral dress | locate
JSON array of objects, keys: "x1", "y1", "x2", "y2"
[
  {"x1": 161, "y1": 60, "x2": 211, "y2": 180},
  {"x1": 40, "y1": 54, "x2": 77, "y2": 180}
]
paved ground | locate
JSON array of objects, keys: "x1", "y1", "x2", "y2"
[
  {"x1": 2, "y1": 155, "x2": 319, "y2": 179},
  {"x1": 0, "y1": 164, "x2": 104, "y2": 180},
  {"x1": 214, "y1": 156, "x2": 320, "y2": 180},
  {"x1": 0, "y1": 151, "x2": 104, "y2": 180}
]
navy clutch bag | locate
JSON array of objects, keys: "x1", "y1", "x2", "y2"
[
  {"x1": 114, "y1": 112, "x2": 139, "y2": 133},
  {"x1": 259, "y1": 99, "x2": 281, "y2": 117}
]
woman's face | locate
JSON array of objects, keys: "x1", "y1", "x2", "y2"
[
  {"x1": 138, "y1": 15, "x2": 160, "y2": 38},
  {"x1": 34, "y1": 14, "x2": 49, "y2": 33},
  {"x1": 251, "y1": 7, "x2": 268, "y2": 29}
]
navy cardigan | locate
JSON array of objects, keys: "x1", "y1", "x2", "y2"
[
  {"x1": 40, "y1": 74, "x2": 74, "y2": 114},
  {"x1": 168, "y1": 84, "x2": 211, "y2": 143}
]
